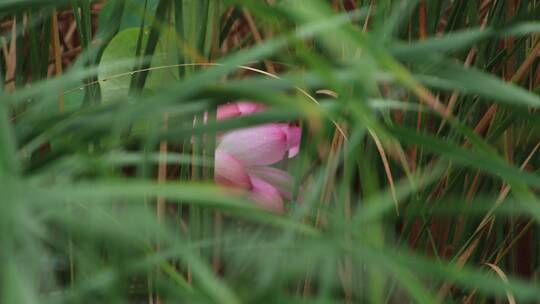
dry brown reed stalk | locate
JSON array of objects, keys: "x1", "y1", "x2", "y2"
[
  {"x1": 428, "y1": 8, "x2": 540, "y2": 257},
  {"x1": 155, "y1": 113, "x2": 168, "y2": 304},
  {"x1": 409, "y1": 0, "x2": 429, "y2": 177},
  {"x1": 52, "y1": 9, "x2": 64, "y2": 112},
  {"x1": 241, "y1": 8, "x2": 276, "y2": 74},
  {"x1": 464, "y1": 262, "x2": 519, "y2": 304},
  {"x1": 304, "y1": 117, "x2": 347, "y2": 298},
  {"x1": 437, "y1": 141, "x2": 540, "y2": 301},
  {"x1": 1, "y1": 17, "x2": 16, "y2": 92},
  {"x1": 438, "y1": 0, "x2": 492, "y2": 127}
]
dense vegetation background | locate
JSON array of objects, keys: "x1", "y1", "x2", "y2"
[{"x1": 1, "y1": 0, "x2": 540, "y2": 303}]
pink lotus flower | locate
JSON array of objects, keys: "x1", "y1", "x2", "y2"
[{"x1": 214, "y1": 102, "x2": 301, "y2": 212}]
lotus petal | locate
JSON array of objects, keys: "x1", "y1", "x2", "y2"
[
  {"x1": 218, "y1": 124, "x2": 288, "y2": 166},
  {"x1": 217, "y1": 103, "x2": 241, "y2": 120},
  {"x1": 248, "y1": 166, "x2": 293, "y2": 200},
  {"x1": 236, "y1": 102, "x2": 265, "y2": 115},
  {"x1": 214, "y1": 149, "x2": 251, "y2": 190},
  {"x1": 249, "y1": 175, "x2": 284, "y2": 212},
  {"x1": 280, "y1": 124, "x2": 301, "y2": 158}
]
